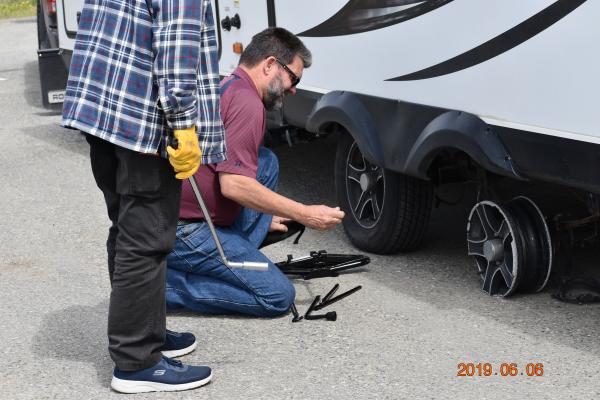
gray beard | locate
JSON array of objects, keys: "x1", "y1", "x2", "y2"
[{"x1": 264, "y1": 76, "x2": 285, "y2": 111}]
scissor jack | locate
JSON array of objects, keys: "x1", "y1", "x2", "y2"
[{"x1": 276, "y1": 250, "x2": 370, "y2": 280}]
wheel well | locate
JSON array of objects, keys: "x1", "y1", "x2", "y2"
[
  {"x1": 317, "y1": 121, "x2": 346, "y2": 137},
  {"x1": 426, "y1": 148, "x2": 480, "y2": 185},
  {"x1": 321, "y1": 124, "x2": 493, "y2": 185}
]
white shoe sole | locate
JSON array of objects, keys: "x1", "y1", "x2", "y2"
[
  {"x1": 161, "y1": 341, "x2": 197, "y2": 358},
  {"x1": 111, "y1": 372, "x2": 212, "y2": 393}
]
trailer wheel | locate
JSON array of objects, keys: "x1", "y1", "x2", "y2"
[
  {"x1": 334, "y1": 133, "x2": 433, "y2": 254},
  {"x1": 466, "y1": 197, "x2": 552, "y2": 296},
  {"x1": 467, "y1": 200, "x2": 522, "y2": 296}
]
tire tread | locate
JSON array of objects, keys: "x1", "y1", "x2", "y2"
[{"x1": 336, "y1": 133, "x2": 433, "y2": 254}]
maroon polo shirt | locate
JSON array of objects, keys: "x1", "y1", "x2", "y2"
[{"x1": 178, "y1": 67, "x2": 266, "y2": 226}]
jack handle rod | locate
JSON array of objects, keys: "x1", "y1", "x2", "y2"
[{"x1": 187, "y1": 174, "x2": 268, "y2": 272}]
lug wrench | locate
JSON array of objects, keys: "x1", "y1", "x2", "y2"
[
  {"x1": 314, "y1": 285, "x2": 362, "y2": 311},
  {"x1": 304, "y1": 295, "x2": 337, "y2": 321},
  {"x1": 187, "y1": 176, "x2": 268, "y2": 271}
]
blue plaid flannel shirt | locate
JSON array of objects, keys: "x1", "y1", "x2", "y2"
[{"x1": 61, "y1": 0, "x2": 226, "y2": 164}]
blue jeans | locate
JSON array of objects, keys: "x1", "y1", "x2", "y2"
[{"x1": 165, "y1": 147, "x2": 295, "y2": 317}]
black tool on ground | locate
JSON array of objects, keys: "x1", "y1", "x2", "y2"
[
  {"x1": 259, "y1": 220, "x2": 305, "y2": 248},
  {"x1": 290, "y1": 303, "x2": 303, "y2": 322},
  {"x1": 314, "y1": 285, "x2": 362, "y2": 311},
  {"x1": 305, "y1": 295, "x2": 320, "y2": 315},
  {"x1": 304, "y1": 295, "x2": 337, "y2": 321},
  {"x1": 306, "y1": 310, "x2": 337, "y2": 321},
  {"x1": 321, "y1": 283, "x2": 339, "y2": 304},
  {"x1": 170, "y1": 137, "x2": 267, "y2": 271},
  {"x1": 276, "y1": 250, "x2": 370, "y2": 280}
]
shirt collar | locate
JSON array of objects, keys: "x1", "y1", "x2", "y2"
[{"x1": 231, "y1": 67, "x2": 260, "y2": 98}]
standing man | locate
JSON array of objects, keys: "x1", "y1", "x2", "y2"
[
  {"x1": 166, "y1": 28, "x2": 345, "y2": 316},
  {"x1": 61, "y1": 0, "x2": 225, "y2": 394}
]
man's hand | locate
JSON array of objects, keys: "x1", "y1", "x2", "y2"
[
  {"x1": 166, "y1": 126, "x2": 201, "y2": 179},
  {"x1": 298, "y1": 205, "x2": 345, "y2": 231},
  {"x1": 218, "y1": 172, "x2": 345, "y2": 231},
  {"x1": 269, "y1": 216, "x2": 292, "y2": 233}
]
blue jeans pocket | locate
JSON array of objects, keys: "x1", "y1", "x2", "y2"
[{"x1": 180, "y1": 222, "x2": 212, "y2": 251}]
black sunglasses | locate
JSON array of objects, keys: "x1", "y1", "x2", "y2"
[{"x1": 275, "y1": 58, "x2": 300, "y2": 87}]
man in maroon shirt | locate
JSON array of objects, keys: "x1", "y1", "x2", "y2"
[{"x1": 165, "y1": 28, "x2": 345, "y2": 316}]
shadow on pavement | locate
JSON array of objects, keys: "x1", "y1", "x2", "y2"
[
  {"x1": 23, "y1": 60, "x2": 44, "y2": 110},
  {"x1": 32, "y1": 301, "x2": 113, "y2": 388},
  {"x1": 22, "y1": 122, "x2": 89, "y2": 158},
  {"x1": 22, "y1": 59, "x2": 63, "y2": 115}
]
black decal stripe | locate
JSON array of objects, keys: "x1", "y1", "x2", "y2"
[
  {"x1": 388, "y1": 0, "x2": 587, "y2": 81},
  {"x1": 267, "y1": 0, "x2": 276, "y2": 27},
  {"x1": 299, "y1": 0, "x2": 453, "y2": 37}
]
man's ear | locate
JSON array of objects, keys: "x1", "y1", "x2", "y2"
[{"x1": 263, "y1": 56, "x2": 277, "y2": 77}]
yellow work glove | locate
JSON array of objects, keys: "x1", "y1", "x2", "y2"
[{"x1": 166, "y1": 126, "x2": 202, "y2": 179}]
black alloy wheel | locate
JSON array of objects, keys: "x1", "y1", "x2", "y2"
[
  {"x1": 467, "y1": 200, "x2": 522, "y2": 296},
  {"x1": 467, "y1": 197, "x2": 552, "y2": 296},
  {"x1": 344, "y1": 140, "x2": 385, "y2": 229},
  {"x1": 335, "y1": 133, "x2": 433, "y2": 254}
]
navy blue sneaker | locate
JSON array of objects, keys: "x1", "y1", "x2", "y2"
[
  {"x1": 111, "y1": 357, "x2": 212, "y2": 393},
  {"x1": 160, "y1": 329, "x2": 197, "y2": 358}
]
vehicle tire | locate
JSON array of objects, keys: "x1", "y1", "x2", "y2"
[
  {"x1": 37, "y1": 0, "x2": 51, "y2": 49},
  {"x1": 334, "y1": 132, "x2": 433, "y2": 254}
]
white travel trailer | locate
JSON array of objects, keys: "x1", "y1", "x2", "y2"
[{"x1": 38, "y1": 0, "x2": 600, "y2": 297}]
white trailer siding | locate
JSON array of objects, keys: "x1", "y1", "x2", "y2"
[{"x1": 217, "y1": 0, "x2": 600, "y2": 144}]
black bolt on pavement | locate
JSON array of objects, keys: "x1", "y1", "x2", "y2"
[
  {"x1": 290, "y1": 303, "x2": 303, "y2": 322},
  {"x1": 321, "y1": 283, "x2": 339, "y2": 305},
  {"x1": 305, "y1": 295, "x2": 321, "y2": 316}
]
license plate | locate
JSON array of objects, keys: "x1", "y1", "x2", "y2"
[{"x1": 48, "y1": 90, "x2": 65, "y2": 104}]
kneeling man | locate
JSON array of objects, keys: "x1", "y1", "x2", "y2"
[{"x1": 166, "y1": 28, "x2": 345, "y2": 316}]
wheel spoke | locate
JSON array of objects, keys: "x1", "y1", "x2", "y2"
[
  {"x1": 502, "y1": 232, "x2": 513, "y2": 248},
  {"x1": 354, "y1": 190, "x2": 370, "y2": 219},
  {"x1": 499, "y1": 261, "x2": 514, "y2": 286},
  {"x1": 481, "y1": 262, "x2": 495, "y2": 293},
  {"x1": 370, "y1": 192, "x2": 381, "y2": 218},
  {"x1": 496, "y1": 219, "x2": 510, "y2": 240},
  {"x1": 467, "y1": 240, "x2": 485, "y2": 257},
  {"x1": 358, "y1": 196, "x2": 374, "y2": 221},
  {"x1": 475, "y1": 205, "x2": 501, "y2": 240},
  {"x1": 360, "y1": 154, "x2": 369, "y2": 171},
  {"x1": 347, "y1": 164, "x2": 364, "y2": 186},
  {"x1": 353, "y1": 190, "x2": 365, "y2": 213}
]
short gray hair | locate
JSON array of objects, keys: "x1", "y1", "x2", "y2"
[{"x1": 239, "y1": 27, "x2": 312, "y2": 68}]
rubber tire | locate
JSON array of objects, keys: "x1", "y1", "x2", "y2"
[
  {"x1": 334, "y1": 133, "x2": 433, "y2": 254},
  {"x1": 37, "y1": 0, "x2": 51, "y2": 50}
]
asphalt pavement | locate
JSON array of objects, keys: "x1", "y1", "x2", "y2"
[{"x1": 1, "y1": 17, "x2": 600, "y2": 400}]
